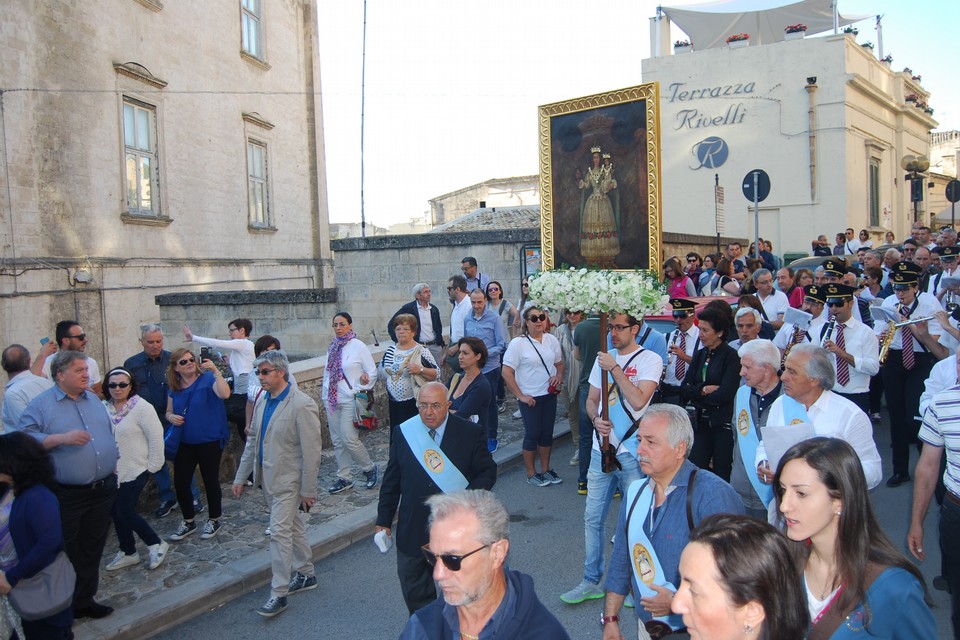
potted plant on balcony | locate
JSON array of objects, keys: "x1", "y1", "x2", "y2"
[
  {"x1": 905, "y1": 93, "x2": 918, "y2": 103},
  {"x1": 726, "y1": 33, "x2": 750, "y2": 49},
  {"x1": 674, "y1": 39, "x2": 692, "y2": 53},
  {"x1": 861, "y1": 41, "x2": 874, "y2": 50},
  {"x1": 925, "y1": 107, "x2": 935, "y2": 115},
  {"x1": 784, "y1": 24, "x2": 807, "y2": 41},
  {"x1": 842, "y1": 26, "x2": 858, "y2": 36},
  {"x1": 880, "y1": 54, "x2": 893, "y2": 66},
  {"x1": 912, "y1": 74, "x2": 923, "y2": 83}
]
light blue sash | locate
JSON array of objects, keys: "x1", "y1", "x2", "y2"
[
  {"x1": 606, "y1": 349, "x2": 642, "y2": 455},
  {"x1": 625, "y1": 480, "x2": 684, "y2": 630},
  {"x1": 734, "y1": 386, "x2": 774, "y2": 509},
  {"x1": 780, "y1": 396, "x2": 811, "y2": 425},
  {"x1": 399, "y1": 416, "x2": 468, "y2": 494}
]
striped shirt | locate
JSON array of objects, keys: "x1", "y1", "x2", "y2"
[{"x1": 919, "y1": 385, "x2": 960, "y2": 498}]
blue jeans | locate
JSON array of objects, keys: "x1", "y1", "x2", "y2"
[
  {"x1": 578, "y1": 384, "x2": 593, "y2": 484},
  {"x1": 484, "y1": 368, "x2": 501, "y2": 441},
  {"x1": 114, "y1": 470, "x2": 161, "y2": 554},
  {"x1": 583, "y1": 449, "x2": 644, "y2": 584},
  {"x1": 154, "y1": 461, "x2": 200, "y2": 504}
]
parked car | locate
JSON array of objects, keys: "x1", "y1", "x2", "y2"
[{"x1": 643, "y1": 295, "x2": 737, "y2": 335}]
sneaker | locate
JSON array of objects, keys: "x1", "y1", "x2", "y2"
[
  {"x1": 193, "y1": 500, "x2": 205, "y2": 514},
  {"x1": 577, "y1": 481, "x2": 588, "y2": 495},
  {"x1": 256, "y1": 596, "x2": 288, "y2": 618},
  {"x1": 328, "y1": 478, "x2": 353, "y2": 494},
  {"x1": 560, "y1": 579, "x2": 604, "y2": 604},
  {"x1": 105, "y1": 551, "x2": 140, "y2": 571},
  {"x1": 265, "y1": 528, "x2": 272, "y2": 536},
  {"x1": 200, "y1": 519, "x2": 221, "y2": 539},
  {"x1": 527, "y1": 473, "x2": 550, "y2": 487},
  {"x1": 569, "y1": 450, "x2": 579, "y2": 466},
  {"x1": 870, "y1": 412, "x2": 882, "y2": 423},
  {"x1": 497, "y1": 401, "x2": 505, "y2": 414},
  {"x1": 512, "y1": 410, "x2": 522, "y2": 419},
  {"x1": 364, "y1": 465, "x2": 379, "y2": 490},
  {"x1": 544, "y1": 469, "x2": 563, "y2": 485},
  {"x1": 288, "y1": 572, "x2": 319, "y2": 595},
  {"x1": 154, "y1": 499, "x2": 177, "y2": 518},
  {"x1": 487, "y1": 439, "x2": 499, "y2": 453},
  {"x1": 170, "y1": 520, "x2": 197, "y2": 541},
  {"x1": 148, "y1": 541, "x2": 170, "y2": 570}
]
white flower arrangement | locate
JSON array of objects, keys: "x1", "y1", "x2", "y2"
[{"x1": 528, "y1": 268, "x2": 669, "y2": 318}]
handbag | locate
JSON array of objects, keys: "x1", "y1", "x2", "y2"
[
  {"x1": 346, "y1": 378, "x2": 379, "y2": 430},
  {"x1": 8, "y1": 550, "x2": 76, "y2": 621}
]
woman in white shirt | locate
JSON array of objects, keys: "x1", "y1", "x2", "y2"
[
  {"x1": 101, "y1": 367, "x2": 169, "y2": 572},
  {"x1": 323, "y1": 312, "x2": 379, "y2": 495},
  {"x1": 502, "y1": 306, "x2": 564, "y2": 488}
]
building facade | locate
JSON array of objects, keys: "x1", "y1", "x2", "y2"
[
  {"x1": 428, "y1": 175, "x2": 540, "y2": 227},
  {"x1": 0, "y1": 0, "x2": 333, "y2": 369},
  {"x1": 642, "y1": 28, "x2": 937, "y2": 254}
]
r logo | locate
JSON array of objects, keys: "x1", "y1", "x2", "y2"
[{"x1": 692, "y1": 136, "x2": 729, "y2": 169}]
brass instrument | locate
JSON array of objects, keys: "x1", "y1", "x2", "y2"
[{"x1": 879, "y1": 320, "x2": 897, "y2": 365}]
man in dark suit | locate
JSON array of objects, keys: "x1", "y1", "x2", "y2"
[
  {"x1": 376, "y1": 381, "x2": 497, "y2": 614},
  {"x1": 388, "y1": 283, "x2": 445, "y2": 369}
]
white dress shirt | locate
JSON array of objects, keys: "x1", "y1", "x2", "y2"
[
  {"x1": 773, "y1": 317, "x2": 826, "y2": 351},
  {"x1": 758, "y1": 390, "x2": 882, "y2": 489},
  {"x1": 449, "y1": 296, "x2": 471, "y2": 344},
  {"x1": 822, "y1": 317, "x2": 879, "y2": 394},
  {"x1": 662, "y1": 325, "x2": 701, "y2": 386},
  {"x1": 875, "y1": 292, "x2": 942, "y2": 350}
]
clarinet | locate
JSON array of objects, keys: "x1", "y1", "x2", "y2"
[{"x1": 820, "y1": 314, "x2": 836, "y2": 347}]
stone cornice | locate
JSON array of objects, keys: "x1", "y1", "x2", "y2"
[
  {"x1": 113, "y1": 62, "x2": 167, "y2": 89},
  {"x1": 242, "y1": 112, "x2": 275, "y2": 130}
]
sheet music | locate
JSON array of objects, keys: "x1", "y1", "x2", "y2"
[{"x1": 783, "y1": 307, "x2": 812, "y2": 331}]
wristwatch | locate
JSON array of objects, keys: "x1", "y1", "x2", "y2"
[{"x1": 599, "y1": 613, "x2": 619, "y2": 627}]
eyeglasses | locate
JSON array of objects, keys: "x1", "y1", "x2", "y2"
[
  {"x1": 417, "y1": 402, "x2": 445, "y2": 412},
  {"x1": 672, "y1": 312, "x2": 690, "y2": 319},
  {"x1": 421, "y1": 544, "x2": 489, "y2": 571},
  {"x1": 527, "y1": 314, "x2": 547, "y2": 323},
  {"x1": 608, "y1": 324, "x2": 632, "y2": 332},
  {"x1": 686, "y1": 258, "x2": 697, "y2": 263},
  {"x1": 228, "y1": 327, "x2": 239, "y2": 333},
  {"x1": 826, "y1": 300, "x2": 847, "y2": 308},
  {"x1": 178, "y1": 358, "x2": 195, "y2": 366},
  {"x1": 68, "y1": 333, "x2": 87, "y2": 341},
  {"x1": 107, "y1": 382, "x2": 130, "y2": 389},
  {"x1": 256, "y1": 368, "x2": 276, "y2": 376},
  {"x1": 487, "y1": 287, "x2": 500, "y2": 292}
]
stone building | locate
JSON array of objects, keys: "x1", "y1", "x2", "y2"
[
  {"x1": 645, "y1": 3, "x2": 938, "y2": 254},
  {"x1": 428, "y1": 175, "x2": 539, "y2": 226},
  {"x1": 0, "y1": 0, "x2": 334, "y2": 370}
]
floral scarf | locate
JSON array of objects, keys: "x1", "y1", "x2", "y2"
[
  {"x1": 326, "y1": 330, "x2": 357, "y2": 410},
  {"x1": 104, "y1": 395, "x2": 140, "y2": 430}
]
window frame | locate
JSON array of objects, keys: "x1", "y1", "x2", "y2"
[
  {"x1": 122, "y1": 97, "x2": 162, "y2": 219},
  {"x1": 240, "y1": 0, "x2": 264, "y2": 61},
  {"x1": 246, "y1": 137, "x2": 273, "y2": 230}
]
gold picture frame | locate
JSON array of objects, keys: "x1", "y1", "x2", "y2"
[{"x1": 538, "y1": 83, "x2": 662, "y2": 271}]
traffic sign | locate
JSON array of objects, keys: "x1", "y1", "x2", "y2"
[
  {"x1": 742, "y1": 169, "x2": 771, "y2": 202},
  {"x1": 947, "y1": 179, "x2": 960, "y2": 204}
]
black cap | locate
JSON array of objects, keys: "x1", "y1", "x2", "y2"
[
  {"x1": 803, "y1": 284, "x2": 826, "y2": 304},
  {"x1": 891, "y1": 261, "x2": 920, "y2": 287},
  {"x1": 821, "y1": 259, "x2": 846, "y2": 277},
  {"x1": 935, "y1": 246, "x2": 960, "y2": 259},
  {"x1": 823, "y1": 283, "x2": 855, "y2": 303},
  {"x1": 669, "y1": 298, "x2": 697, "y2": 314}
]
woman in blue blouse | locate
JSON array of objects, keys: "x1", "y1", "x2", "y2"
[
  {"x1": 776, "y1": 437, "x2": 935, "y2": 639},
  {"x1": 448, "y1": 337, "x2": 491, "y2": 428},
  {"x1": 165, "y1": 347, "x2": 231, "y2": 543},
  {"x1": 0, "y1": 432, "x2": 73, "y2": 639}
]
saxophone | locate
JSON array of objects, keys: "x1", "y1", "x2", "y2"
[
  {"x1": 879, "y1": 319, "x2": 897, "y2": 365},
  {"x1": 781, "y1": 325, "x2": 803, "y2": 368}
]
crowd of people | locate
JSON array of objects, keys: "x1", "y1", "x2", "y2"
[{"x1": 1, "y1": 238, "x2": 958, "y2": 638}]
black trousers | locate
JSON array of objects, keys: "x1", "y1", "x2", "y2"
[
  {"x1": 225, "y1": 393, "x2": 247, "y2": 442},
  {"x1": 836, "y1": 391, "x2": 870, "y2": 416},
  {"x1": 881, "y1": 350, "x2": 934, "y2": 476},
  {"x1": 690, "y1": 419, "x2": 734, "y2": 482},
  {"x1": 174, "y1": 441, "x2": 223, "y2": 520},
  {"x1": 55, "y1": 475, "x2": 118, "y2": 608},
  {"x1": 397, "y1": 548, "x2": 437, "y2": 615}
]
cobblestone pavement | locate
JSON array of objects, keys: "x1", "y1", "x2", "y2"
[{"x1": 92, "y1": 396, "x2": 565, "y2": 612}]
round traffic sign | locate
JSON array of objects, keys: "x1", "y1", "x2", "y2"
[
  {"x1": 947, "y1": 179, "x2": 960, "y2": 204},
  {"x1": 742, "y1": 169, "x2": 771, "y2": 202}
]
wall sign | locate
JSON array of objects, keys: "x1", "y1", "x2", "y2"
[{"x1": 692, "y1": 136, "x2": 729, "y2": 170}]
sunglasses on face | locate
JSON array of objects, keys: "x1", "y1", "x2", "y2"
[
  {"x1": 178, "y1": 358, "x2": 195, "y2": 366},
  {"x1": 68, "y1": 333, "x2": 87, "y2": 341},
  {"x1": 672, "y1": 312, "x2": 690, "y2": 319},
  {"x1": 107, "y1": 382, "x2": 130, "y2": 389},
  {"x1": 256, "y1": 368, "x2": 276, "y2": 376},
  {"x1": 421, "y1": 544, "x2": 489, "y2": 571},
  {"x1": 527, "y1": 314, "x2": 547, "y2": 323},
  {"x1": 826, "y1": 300, "x2": 847, "y2": 308},
  {"x1": 488, "y1": 287, "x2": 500, "y2": 292}
]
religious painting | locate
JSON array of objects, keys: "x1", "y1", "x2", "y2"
[{"x1": 539, "y1": 84, "x2": 662, "y2": 271}]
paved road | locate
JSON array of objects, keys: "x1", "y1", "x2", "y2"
[{"x1": 155, "y1": 427, "x2": 952, "y2": 639}]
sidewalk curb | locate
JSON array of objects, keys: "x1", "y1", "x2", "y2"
[{"x1": 75, "y1": 423, "x2": 571, "y2": 639}]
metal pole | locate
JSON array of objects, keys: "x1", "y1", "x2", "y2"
[
  {"x1": 360, "y1": 0, "x2": 367, "y2": 238},
  {"x1": 715, "y1": 173, "x2": 721, "y2": 255},
  {"x1": 952, "y1": 201, "x2": 956, "y2": 229},
  {"x1": 753, "y1": 171, "x2": 760, "y2": 261}
]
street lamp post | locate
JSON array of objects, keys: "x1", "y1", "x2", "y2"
[{"x1": 901, "y1": 154, "x2": 930, "y2": 224}]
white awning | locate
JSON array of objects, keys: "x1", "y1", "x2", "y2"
[{"x1": 661, "y1": 0, "x2": 871, "y2": 50}]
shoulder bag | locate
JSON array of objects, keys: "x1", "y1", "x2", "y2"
[{"x1": 9, "y1": 550, "x2": 76, "y2": 621}]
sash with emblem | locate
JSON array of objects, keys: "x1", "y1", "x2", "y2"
[
  {"x1": 780, "y1": 396, "x2": 811, "y2": 425},
  {"x1": 399, "y1": 416, "x2": 468, "y2": 493},
  {"x1": 733, "y1": 386, "x2": 775, "y2": 509},
  {"x1": 624, "y1": 479, "x2": 684, "y2": 631}
]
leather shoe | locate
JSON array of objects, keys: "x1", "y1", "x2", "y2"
[
  {"x1": 75, "y1": 602, "x2": 114, "y2": 619},
  {"x1": 886, "y1": 473, "x2": 910, "y2": 488}
]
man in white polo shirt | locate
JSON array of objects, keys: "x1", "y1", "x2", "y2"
[{"x1": 753, "y1": 268, "x2": 788, "y2": 329}]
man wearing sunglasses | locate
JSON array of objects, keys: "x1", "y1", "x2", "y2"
[
  {"x1": 661, "y1": 299, "x2": 701, "y2": 406},
  {"x1": 817, "y1": 284, "x2": 879, "y2": 416},
  {"x1": 376, "y1": 382, "x2": 496, "y2": 614},
  {"x1": 33, "y1": 320, "x2": 103, "y2": 395},
  {"x1": 232, "y1": 350, "x2": 323, "y2": 618},
  {"x1": 401, "y1": 490, "x2": 569, "y2": 639}
]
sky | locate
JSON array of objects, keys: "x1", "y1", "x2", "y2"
[{"x1": 316, "y1": 0, "x2": 960, "y2": 230}]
